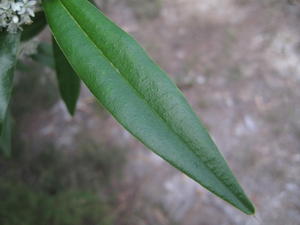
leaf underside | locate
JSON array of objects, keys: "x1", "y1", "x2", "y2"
[{"x1": 43, "y1": 0, "x2": 255, "y2": 214}]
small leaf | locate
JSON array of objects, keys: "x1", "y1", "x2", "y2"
[
  {"x1": 30, "y1": 42, "x2": 55, "y2": 69},
  {"x1": 43, "y1": 0, "x2": 255, "y2": 214},
  {"x1": 0, "y1": 110, "x2": 12, "y2": 158},
  {"x1": 52, "y1": 37, "x2": 80, "y2": 115},
  {"x1": 21, "y1": 11, "x2": 47, "y2": 42},
  {"x1": 0, "y1": 31, "x2": 20, "y2": 133}
]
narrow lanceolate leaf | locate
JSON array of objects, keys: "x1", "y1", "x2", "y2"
[
  {"x1": 21, "y1": 11, "x2": 47, "y2": 42},
  {"x1": 43, "y1": 0, "x2": 255, "y2": 214},
  {"x1": 52, "y1": 37, "x2": 80, "y2": 115},
  {"x1": 0, "y1": 32, "x2": 20, "y2": 133}
]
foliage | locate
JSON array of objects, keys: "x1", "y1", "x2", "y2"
[{"x1": 0, "y1": 0, "x2": 255, "y2": 215}]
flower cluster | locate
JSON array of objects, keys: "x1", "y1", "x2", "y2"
[{"x1": 0, "y1": 0, "x2": 38, "y2": 33}]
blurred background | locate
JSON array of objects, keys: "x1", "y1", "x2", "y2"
[{"x1": 1, "y1": 0, "x2": 300, "y2": 224}]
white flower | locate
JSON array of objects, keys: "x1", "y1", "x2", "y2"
[
  {"x1": 21, "y1": 13, "x2": 32, "y2": 24},
  {"x1": 11, "y1": 2, "x2": 23, "y2": 12},
  {"x1": 12, "y1": 14, "x2": 19, "y2": 23},
  {"x1": 17, "y1": 0, "x2": 36, "y2": 17},
  {"x1": 0, "y1": 0, "x2": 11, "y2": 10},
  {"x1": 7, "y1": 19, "x2": 19, "y2": 33},
  {"x1": 0, "y1": 14, "x2": 8, "y2": 27},
  {"x1": 0, "y1": 0, "x2": 39, "y2": 33}
]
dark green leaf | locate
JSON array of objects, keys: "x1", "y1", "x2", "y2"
[
  {"x1": 52, "y1": 37, "x2": 80, "y2": 115},
  {"x1": 30, "y1": 42, "x2": 55, "y2": 69},
  {"x1": 21, "y1": 11, "x2": 47, "y2": 42},
  {"x1": 88, "y1": 0, "x2": 96, "y2": 5},
  {"x1": 0, "y1": 31, "x2": 20, "y2": 133},
  {"x1": 43, "y1": 0, "x2": 255, "y2": 214},
  {"x1": 0, "y1": 110, "x2": 12, "y2": 158}
]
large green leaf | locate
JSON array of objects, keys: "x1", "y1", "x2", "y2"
[
  {"x1": 52, "y1": 38, "x2": 80, "y2": 115},
  {"x1": 21, "y1": 11, "x2": 47, "y2": 42},
  {"x1": 0, "y1": 32, "x2": 20, "y2": 133},
  {"x1": 43, "y1": 0, "x2": 255, "y2": 214}
]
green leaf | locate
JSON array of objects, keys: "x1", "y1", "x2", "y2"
[
  {"x1": 30, "y1": 42, "x2": 55, "y2": 69},
  {"x1": 21, "y1": 11, "x2": 47, "y2": 42},
  {"x1": 43, "y1": 0, "x2": 255, "y2": 214},
  {"x1": 52, "y1": 37, "x2": 80, "y2": 115},
  {"x1": 0, "y1": 110, "x2": 12, "y2": 158},
  {"x1": 0, "y1": 31, "x2": 20, "y2": 133}
]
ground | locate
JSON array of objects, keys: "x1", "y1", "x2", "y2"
[{"x1": 5, "y1": 0, "x2": 300, "y2": 225}]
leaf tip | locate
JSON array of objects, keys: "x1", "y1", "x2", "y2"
[
  {"x1": 239, "y1": 196, "x2": 256, "y2": 215},
  {"x1": 66, "y1": 104, "x2": 76, "y2": 117}
]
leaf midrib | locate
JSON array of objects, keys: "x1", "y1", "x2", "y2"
[{"x1": 57, "y1": 0, "x2": 245, "y2": 208}]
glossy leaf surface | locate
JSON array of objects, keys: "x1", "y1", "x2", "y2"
[
  {"x1": 43, "y1": 0, "x2": 255, "y2": 214},
  {"x1": 0, "y1": 32, "x2": 20, "y2": 133},
  {"x1": 52, "y1": 38, "x2": 80, "y2": 115}
]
